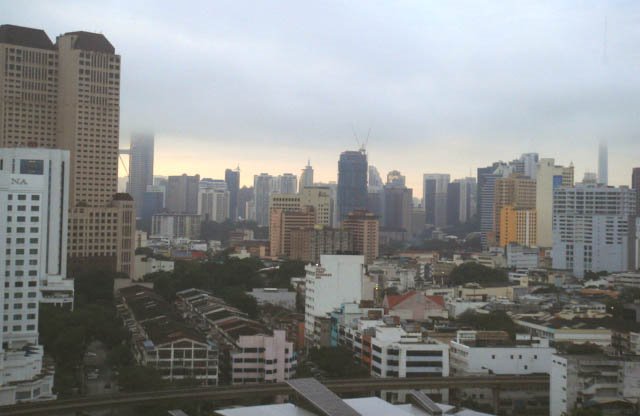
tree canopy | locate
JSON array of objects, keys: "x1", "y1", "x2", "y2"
[{"x1": 449, "y1": 262, "x2": 508, "y2": 286}]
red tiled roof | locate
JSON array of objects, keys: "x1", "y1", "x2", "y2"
[
  {"x1": 385, "y1": 291, "x2": 417, "y2": 308},
  {"x1": 426, "y1": 295, "x2": 446, "y2": 308}
]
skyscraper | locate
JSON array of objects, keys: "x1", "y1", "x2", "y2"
[
  {"x1": 477, "y1": 163, "x2": 510, "y2": 247},
  {"x1": 198, "y1": 179, "x2": 229, "y2": 222},
  {"x1": 338, "y1": 150, "x2": 368, "y2": 223},
  {"x1": 0, "y1": 25, "x2": 135, "y2": 277},
  {"x1": 299, "y1": 160, "x2": 314, "y2": 191},
  {"x1": 536, "y1": 159, "x2": 574, "y2": 248},
  {"x1": 447, "y1": 182, "x2": 461, "y2": 227},
  {"x1": 342, "y1": 210, "x2": 379, "y2": 264},
  {"x1": 632, "y1": 168, "x2": 640, "y2": 216},
  {"x1": 552, "y1": 184, "x2": 635, "y2": 278},
  {"x1": 493, "y1": 175, "x2": 536, "y2": 245},
  {"x1": 127, "y1": 133, "x2": 154, "y2": 217},
  {"x1": 225, "y1": 167, "x2": 240, "y2": 221},
  {"x1": 598, "y1": 141, "x2": 608, "y2": 186},
  {"x1": 368, "y1": 165, "x2": 383, "y2": 192},
  {"x1": 166, "y1": 174, "x2": 200, "y2": 214},
  {"x1": 254, "y1": 173, "x2": 273, "y2": 226},
  {"x1": 423, "y1": 174, "x2": 450, "y2": 228},
  {"x1": 0, "y1": 148, "x2": 71, "y2": 405}
]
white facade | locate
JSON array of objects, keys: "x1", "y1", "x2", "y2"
[
  {"x1": 133, "y1": 255, "x2": 175, "y2": 281},
  {"x1": 515, "y1": 319, "x2": 612, "y2": 346},
  {"x1": 0, "y1": 148, "x2": 72, "y2": 405},
  {"x1": 198, "y1": 184, "x2": 230, "y2": 223},
  {"x1": 248, "y1": 288, "x2": 296, "y2": 310},
  {"x1": 552, "y1": 184, "x2": 636, "y2": 278},
  {"x1": 231, "y1": 330, "x2": 296, "y2": 384},
  {"x1": 506, "y1": 244, "x2": 539, "y2": 269},
  {"x1": 550, "y1": 354, "x2": 640, "y2": 416},
  {"x1": 304, "y1": 255, "x2": 366, "y2": 345},
  {"x1": 449, "y1": 332, "x2": 555, "y2": 376},
  {"x1": 536, "y1": 158, "x2": 572, "y2": 248},
  {"x1": 371, "y1": 327, "x2": 449, "y2": 378}
]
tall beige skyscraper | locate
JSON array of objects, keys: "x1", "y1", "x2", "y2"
[
  {"x1": 535, "y1": 158, "x2": 574, "y2": 248},
  {"x1": 0, "y1": 25, "x2": 135, "y2": 276}
]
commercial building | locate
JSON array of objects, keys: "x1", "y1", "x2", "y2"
[
  {"x1": 299, "y1": 160, "x2": 313, "y2": 190},
  {"x1": 224, "y1": 168, "x2": 240, "y2": 221},
  {"x1": 304, "y1": 255, "x2": 368, "y2": 345},
  {"x1": 272, "y1": 173, "x2": 297, "y2": 195},
  {"x1": 536, "y1": 158, "x2": 574, "y2": 248},
  {"x1": 506, "y1": 244, "x2": 539, "y2": 269},
  {"x1": 370, "y1": 327, "x2": 449, "y2": 378},
  {"x1": 151, "y1": 213, "x2": 202, "y2": 240},
  {"x1": 550, "y1": 354, "x2": 640, "y2": 416},
  {"x1": 342, "y1": 210, "x2": 379, "y2": 264},
  {"x1": 337, "y1": 150, "x2": 368, "y2": 223},
  {"x1": 231, "y1": 330, "x2": 296, "y2": 384},
  {"x1": 423, "y1": 174, "x2": 450, "y2": 228},
  {"x1": 140, "y1": 188, "x2": 164, "y2": 233},
  {"x1": 253, "y1": 173, "x2": 273, "y2": 226},
  {"x1": 133, "y1": 255, "x2": 174, "y2": 281},
  {"x1": 382, "y1": 182, "x2": 413, "y2": 233},
  {"x1": 290, "y1": 226, "x2": 353, "y2": 263},
  {"x1": 477, "y1": 163, "x2": 511, "y2": 247},
  {"x1": 299, "y1": 186, "x2": 332, "y2": 226},
  {"x1": 198, "y1": 179, "x2": 229, "y2": 223},
  {"x1": 493, "y1": 175, "x2": 536, "y2": 246},
  {"x1": 166, "y1": 174, "x2": 200, "y2": 214},
  {"x1": 0, "y1": 148, "x2": 74, "y2": 405},
  {"x1": 0, "y1": 25, "x2": 136, "y2": 277},
  {"x1": 269, "y1": 206, "x2": 315, "y2": 258},
  {"x1": 125, "y1": 133, "x2": 154, "y2": 218},
  {"x1": 552, "y1": 184, "x2": 636, "y2": 278}
]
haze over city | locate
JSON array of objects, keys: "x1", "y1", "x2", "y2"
[{"x1": 5, "y1": 1, "x2": 640, "y2": 194}]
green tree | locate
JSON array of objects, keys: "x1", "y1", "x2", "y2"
[
  {"x1": 306, "y1": 347, "x2": 369, "y2": 379},
  {"x1": 457, "y1": 310, "x2": 518, "y2": 337},
  {"x1": 219, "y1": 287, "x2": 259, "y2": 319},
  {"x1": 117, "y1": 366, "x2": 167, "y2": 393},
  {"x1": 449, "y1": 262, "x2": 508, "y2": 286}
]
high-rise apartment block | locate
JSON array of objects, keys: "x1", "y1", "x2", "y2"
[
  {"x1": 423, "y1": 174, "x2": 450, "y2": 228},
  {"x1": 493, "y1": 175, "x2": 536, "y2": 245},
  {"x1": 198, "y1": 179, "x2": 229, "y2": 223},
  {"x1": 0, "y1": 25, "x2": 135, "y2": 277},
  {"x1": 382, "y1": 184, "x2": 413, "y2": 233},
  {"x1": 632, "y1": 168, "x2": 640, "y2": 216},
  {"x1": 299, "y1": 186, "x2": 332, "y2": 227},
  {"x1": 125, "y1": 133, "x2": 154, "y2": 217},
  {"x1": 290, "y1": 227, "x2": 353, "y2": 263},
  {"x1": 224, "y1": 167, "x2": 240, "y2": 221},
  {"x1": 166, "y1": 174, "x2": 200, "y2": 214},
  {"x1": 342, "y1": 210, "x2": 379, "y2": 264},
  {"x1": 536, "y1": 159, "x2": 574, "y2": 248},
  {"x1": 499, "y1": 206, "x2": 537, "y2": 247},
  {"x1": 272, "y1": 173, "x2": 297, "y2": 195},
  {"x1": 0, "y1": 148, "x2": 72, "y2": 405},
  {"x1": 338, "y1": 151, "x2": 368, "y2": 223},
  {"x1": 552, "y1": 184, "x2": 635, "y2": 278},
  {"x1": 269, "y1": 206, "x2": 315, "y2": 258},
  {"x1": 450, "y1": 177, "x2": 477, "y2": 224}
]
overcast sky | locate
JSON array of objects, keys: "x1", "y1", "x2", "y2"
[{"x1": 5, "y1": 1, "x2": 640, "y2": 195}]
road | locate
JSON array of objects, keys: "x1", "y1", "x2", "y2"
[{"x1": 0, "y1": 375, "x2": 549, "y2": 416}]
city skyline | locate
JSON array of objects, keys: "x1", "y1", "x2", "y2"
[{"x1": 5, "y1": 2, "x2": 640, "y2": 194}]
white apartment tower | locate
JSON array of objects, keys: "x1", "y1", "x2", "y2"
[
  {"x1": 552, "y1": 183, "x2": 636, "y2": 278},
  {"x1": 0, "y1": 148, "x2": 71, "y2": 405},
  {"x1": 0, "y1": 25, "x2": 135, "y2": 277}
]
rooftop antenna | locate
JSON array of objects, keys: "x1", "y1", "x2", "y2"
[{"x1": 351, "y1": 124, "x2": 361, "y2": 150}]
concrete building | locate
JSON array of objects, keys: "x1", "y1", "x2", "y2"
[
  {"x1": 133, "y1": 255, "x2": 174, "y2": 281},
  {"x1": 632, "y1": 167, "x2": 640, "y2": 216},
  {"x1": 506, "y1": 244, "x2": 539, "y2": 269},
  {"x1": 269, "y1": 207, "x2": 316, "y2": 258},
  {"x1": 272, "y1": 173, "x2": 297, "y2": 195},
  {"x1": 598, "y1": 141, "x2": 608, "y2": 186},
  {"x1": 247, "y1": 288, "x2": 296, "y2": 310},
  {"x1": 371, "y1": 327, "x2": 449, "y2": 378},
  {"x1": 338, "y1": 150, "x2": 368, "y2": 223},
  {"x1": 0, "y1": 148, "x2": 75, "y2": 405},
  {"x1": 231, "y1": 330, "x2": 296, "y2": 384},
  {"x1": 198, "y1": 179, "x2": 229, "y2": 223},
  {"x1": 423, "y1": 174, "x2": 450, "y2": 228},
  {"x1": 342, "y1": 210, "x2": 379, "y2": 264},
  {"x1": 304, "y1": 255, "x2": 367, "y2": 345},
  {"x1": 0, "y1": 25, "x2": 137, "y2": 277},
  {"x1": 449, "y1": 331, "x2": 555, "y2": 376},
  {"x1": 382, "y1": 184, "x2": 413, "y2": 233},
  {"x1": 125, "y1": 133, "x2": 154, "y2": 218},
  {"x1": 493, "y1": 175, "x2": 536, "y2": 246},
  {"x1": 225, "y1": 168, "x2": 240, "y2": 221},
  {"x1": 477, "y1": 163, "x2": 511, "y2": 247},
  {"x1": 299, "y1": 160, "x2": 313, "y2": 191},
  {"x1": 499, "y1": 206, "x2": 537, "y2": 248},
  {"x1": 290, "y1": 226, "x2": 353, "y2": 263},
  {"x1": 536, "y1": 158, "x2": 574, "y2": 248},
  {"x1": 552, "y1": 184, "x2": 636, "y2": 278},
  {"x1": 550, "y1": 354, "x2": 640, "y2": 416},
  {"x1": 368, "y1": 165, "x2": 384, "y2": 192},
  {"x1": 151, "y1": 213, "x2": 202, "y2": 240},
  {"x1": 236, "y1": 186, "x2": 254, "y2": 221},
  {"x1": 299, "y1": 186, "x2": 332, "y2": 226},
  {"x1": 140, "y1": 187, "x2": 164, "y2": 233},
  {"x1": 166, "y1": 174, "x2": 200, "y2": 215},
  {"x1": 253, "y1": 173, "x2": 273, "y2": 226}
]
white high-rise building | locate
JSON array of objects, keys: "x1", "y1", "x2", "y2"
[
  {"x1": 552, "y1": 184, "x2": 636, "y2": 278},
  {"x1": 598, "y1": 141, "x2": 608, "y2": 186},
  {"x1": 519, "y1": 153, "x2": 539, "y2": 179},
  {"x1": 0, "y1": 148, "x2": 72, "y2": 405},
  {"x1": 304, "y1": 255, "x2": 367, "y2": 345}
]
